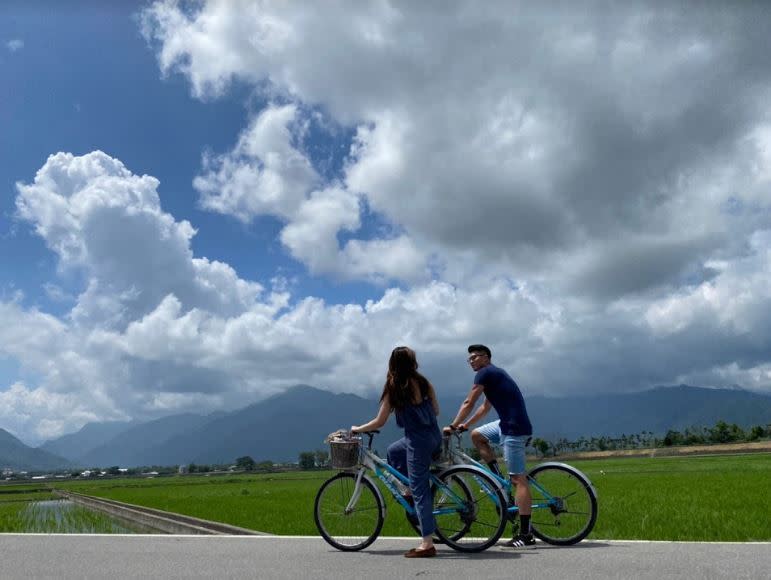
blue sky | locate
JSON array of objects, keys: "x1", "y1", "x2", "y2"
[
  {"x1": 1, "y1": 2, "x2": 770, "y2": 445},
  {"x1": 1, "y1": 3, "x2": 376, "y2": 311}
]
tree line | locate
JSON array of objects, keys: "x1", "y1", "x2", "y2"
[
  {"x1": 530, "y1": 420, "x2": 770, "y2": 457},
  {"x1": 297, "y1": 420, "x2": 769, "y2": 467}
]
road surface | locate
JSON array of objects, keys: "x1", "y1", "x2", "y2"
[{"x1": 0, "y1": 535, "x2": 767, "y2": 579}]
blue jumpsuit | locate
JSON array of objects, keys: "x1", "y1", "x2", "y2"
[{"x1": 386, "y1": 397, "x2": 442, "y2": 537}]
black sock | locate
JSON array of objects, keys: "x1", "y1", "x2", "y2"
[
  {"x1": 487, "y1": 461, "x2": 502, "y2": 477},
  {"x1": 520, "y1": 514, "x2": 531, "y2": 536}
]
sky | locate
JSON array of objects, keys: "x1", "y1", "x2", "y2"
[{"x1": 1, "y1": 1, "x2": 770, "y2": 445}]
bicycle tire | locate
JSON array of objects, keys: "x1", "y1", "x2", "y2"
[
  {"x1": 404, "y1": 472, "x2": 472, "y2": 543},
  {"x1": 527, "y1": 463, "x2": 598, "y2": 545},
  {"x1": 314, "y1": 472, "x2": 384, "y2": 551},
  {"x1": 432, "y1": 466, "x2": 507, "y2": 552}
]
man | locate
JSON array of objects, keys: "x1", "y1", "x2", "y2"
[{"x1": 445, "y1": 344, "x2": 535, "y2": 548}]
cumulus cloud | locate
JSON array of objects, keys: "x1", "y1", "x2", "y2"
[
  {"x1": 143, "y1": 1, "x2": 771, "y2": 296},
  {"x1": 5, "y1": 39, "x2": 23, "y2": 52},
  {"x1": 138, "y1": 0, "x2": 771, "y2": 392},
  {"x1": 5, "y1": 2, "x2": 771, "y2": 444},
  {"x1": 193, "y1": 104, "x2": 429, "y2": 282},
  {"x1": 194, "y1": 104, "x2": 317, "y2": 221},
  {"x1": 0, "y1": 383, "x2": 97, "y2": 442},
  {"x1": 16, "y1": 151, "x2": 265, "y2": 327}
]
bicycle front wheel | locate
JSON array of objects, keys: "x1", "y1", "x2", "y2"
[
  {"x1": 314, "y1": 472, "x2": 384, "y2": 551},
  {"x1": 433, "y1": 466, "x2": 507, "y2": 552},
  {"x1": 528, "y1": 463, "x2": 598, "y2": 545}
]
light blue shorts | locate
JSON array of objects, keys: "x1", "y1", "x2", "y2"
[{"x1": 475, "y1": 420, "x2": 531, "y2": 475}]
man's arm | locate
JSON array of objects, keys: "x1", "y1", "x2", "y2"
[
  {"x1": 447, "y1": 384, "x2": 485, "y2": 430},
  {"x1": 459, "y1": 397, "x2": 491, "y2": 429}
]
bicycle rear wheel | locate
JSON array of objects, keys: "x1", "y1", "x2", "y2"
[
  {"x1": 314, "y1": 472, "x2": 384, "y2": 551},
  {"x1": 433, "y1": 466, "x2": 507, "y2": 552},
  {"x1": 405, "y1": 473, "x2": 470, "y2": 543},
  {"x1": 527, "y1": 463, "x2": 598, "y2": 545}
]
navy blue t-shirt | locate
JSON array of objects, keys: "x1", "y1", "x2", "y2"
[{"x1": 474, "y1": 364, "x2": 532, "y2": 436}]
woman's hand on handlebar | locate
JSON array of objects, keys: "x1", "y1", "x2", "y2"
[{"x1": 443, "y1": 424, "x2": 468, "y2": 435}]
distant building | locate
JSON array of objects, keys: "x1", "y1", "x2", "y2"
[{"x1": 178, "y1": 464, "x2": 189, "y2": 474}]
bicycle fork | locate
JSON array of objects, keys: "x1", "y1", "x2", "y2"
[{"x1": 344, "y1": 469, "x2": 367, "y2": 514}]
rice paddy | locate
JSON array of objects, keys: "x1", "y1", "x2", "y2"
[{"x1": 2, "y1": 453, "x2": 768, "y2": 540}]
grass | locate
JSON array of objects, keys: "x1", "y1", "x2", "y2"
[
  {"x1": 60, "y1": 472, "x2": 420, "y2": 536},
  {"x1": 0, "y1": 502, "x2": 29, "y2": 532},
  {"x1": 567, "y1": 453, "x2": 771, "y2": 541},
  {"x1": 4, "y1": 453, "x2": 769, "y2": 540}
]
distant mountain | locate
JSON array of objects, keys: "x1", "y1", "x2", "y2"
[
  {"x1": 149, "y1": 385, "x2": 402, "y2": 465},
  {"x1": 40, "y1": 421, "x2": 135, "y2": 462},
  {"x1": 524, "y1": 385, "x2": 771, "y2": 440},
  {"x1": 0, "y1": 428, "x2": 72, "y2": 471},
  {"x1": 34, "y1": 384, "x2": 771, "y2": 468},
  {"x1": 77, "y1": 413, "x2": 216, "y2": 467}
]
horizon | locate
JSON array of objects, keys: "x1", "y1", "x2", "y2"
[{"x1": 2, "y1": 382, "x2": 767, "y2": 449}]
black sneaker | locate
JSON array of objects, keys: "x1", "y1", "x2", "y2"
[{"x1": 504, "y1": 533, "x2": 536, "y2": 549}]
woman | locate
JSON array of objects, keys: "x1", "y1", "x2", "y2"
[{"x1": 351, "y1": 346, "x2": 442, "y2": 558}]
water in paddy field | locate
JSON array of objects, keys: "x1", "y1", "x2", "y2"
[{"x1": 20, "y1": 500, "x2": 160, "y2": 534}]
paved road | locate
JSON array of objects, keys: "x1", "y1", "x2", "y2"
[{"x1": 1, "y1": 535, "x2": 768, "y2": 579}]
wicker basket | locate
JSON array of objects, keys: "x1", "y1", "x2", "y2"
[{"x1": 329, "y1": 439, "x2": 360, "y2": 469}]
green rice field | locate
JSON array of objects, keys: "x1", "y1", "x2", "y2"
[
  {"x1": 2, "y1": 453, "x2": 769, "y2": 540},
  {"x1": 0, "y1": 486, "x2": 141, "y2": 533}
]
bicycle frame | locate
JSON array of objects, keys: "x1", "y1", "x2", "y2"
[
  {"x1": 345, "y1": 433, "x2": 475, "y2": 520},
  {"x1": 443, "y1": 432, "x2": 567, "y2": 516}
]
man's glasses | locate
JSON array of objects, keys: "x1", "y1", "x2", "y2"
[{"x1": 467, "y1": 353, "x2": 486, "y2": 363}]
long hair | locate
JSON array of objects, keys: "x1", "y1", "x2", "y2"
[{"x1": 380, "y1": 346, "x2": 430, "y2": 410}]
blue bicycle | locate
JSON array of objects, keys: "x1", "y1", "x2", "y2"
[
  {"x1": 443, "y1": 428, "x2": 599, "y2": 545},
  {"x1": 314, "y1": 430, "x2": 508, "y2": 552}
]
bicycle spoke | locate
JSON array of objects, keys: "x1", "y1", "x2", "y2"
[
  {"x1": 527, "y1": 464, "x2": 597, "y2": 545},
  {"x1": 314, "y1": 472, "x2": 384, "y2": 551},
  {"x1": 433, "y1": 467, "x2": 507, "y2": 552}
]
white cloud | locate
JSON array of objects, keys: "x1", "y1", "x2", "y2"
[
  {"x1": 278, "y1": 187, "x2": 427, "y2": 282},
  {"x1": 193, "y1": 105, "x2": 429, "y2": 282},
  {"x1": 3, "y1": 217, "x2": 771, "y2": 444},
  {"x1": 645, "y1": 231, "x2": 771, "y2": 338},
  {"x1": 279, "y1": 187, "x2": 361, "y2": 271},
  {"x1": 0, "y1": 383, "x2": 97, "y2": 442},
  {"x1": 6, "y1": 39, "x2": 23, "y2": 52},
  {"x1": 6, "y1": 3, "x2": 771, "y2": 444},
  {"x1": 143, "y1": 1, "x2": 771, "y2": 298},
  {"x1": 138, "y1": 1, "x2": 771, "y2": 391},
  {"x1": 194, "y1": 104, "x2": 317, "y2": 221},
  {"x1": 16, "y1": 151, "x2": 265, "y2": 327}
]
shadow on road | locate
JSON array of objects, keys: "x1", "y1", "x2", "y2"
[
  {"x1": 360, "y1": 548, "x2": 522, "y2": 559},
  {"x1": 352, "y1": 541, "x2": 613, "y2": 558},
  {"x1": 535, "y1": 542, "x2": 612, "y2": 550}
]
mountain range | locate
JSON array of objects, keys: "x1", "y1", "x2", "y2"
[
  {"x1": 2, "y1": 384, "x2": 770, "y2": 470},
  {"x1": 0, "y1": 428, "x2": 73, "y2": 471}
]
